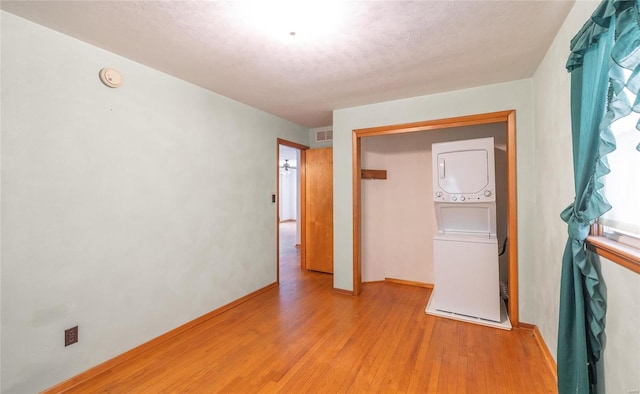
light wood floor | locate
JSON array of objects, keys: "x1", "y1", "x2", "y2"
[{"x1": 56, "y1": 222, "x2": 557, "y2": 393}]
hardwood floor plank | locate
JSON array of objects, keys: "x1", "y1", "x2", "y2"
[
  {"x1": 426, "y1": 359, "x2": 441, "y2": 394},
  {"x1": 52, "y1": 222, "x2": 557, "y2": 393},
  {"x1": 406, "y1": 309, "x2": 436, "y2": 392}
]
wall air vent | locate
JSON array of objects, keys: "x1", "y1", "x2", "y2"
[{"x1": 316, "y1": 129, "x2": 333, "y2": 142}]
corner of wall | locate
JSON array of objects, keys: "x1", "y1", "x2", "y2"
[{"x1": 530, "y1": 0, "x2": 601, "y2": 361}]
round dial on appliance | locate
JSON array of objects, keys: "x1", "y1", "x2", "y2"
[
  {"x1": 452, "y1": 196, "x2": 457, "y2": 201},
  {"x1": 484, "y1": 190, "x2": 492, "y2": 197},
  {"x1": 436, "y1": 191, "x2": 442, "y2": 198},
  {"x1": 460, "y1": 196, "x2": 466, "y2": 201}
]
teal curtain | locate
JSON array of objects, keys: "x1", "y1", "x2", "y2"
[{"x1": 560, "y1": 1, "x2": 640, "y2": 393}]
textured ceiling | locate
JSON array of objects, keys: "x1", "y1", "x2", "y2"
[{"x1": 1, "y1": 1, "x2": 575, "y2": 128}]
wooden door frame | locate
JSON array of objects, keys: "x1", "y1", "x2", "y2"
[
  {"x1": 351, "y1": 110, "x2": 520, "y2": 327},
  {"x1": 277, "y1": 138, "x2": 309, "y2": 283}
]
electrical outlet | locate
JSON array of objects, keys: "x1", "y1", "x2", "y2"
[{"x1": 65, "y1": 326, "x2": 78, "y2": 346}]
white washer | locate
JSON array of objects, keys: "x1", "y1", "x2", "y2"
[
  {"x1": 432, "y1": 234, "x2": 500, "y2": 322},
  {"x1": 426, "y1": 137, "x2": 508, "y2": 327}
]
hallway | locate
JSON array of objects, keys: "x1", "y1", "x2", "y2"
[{"x1": 279, "y1": 221, "x2": 303, "y2": 283}]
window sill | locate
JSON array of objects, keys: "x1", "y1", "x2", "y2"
[{"x1": 586, "y1": 235, "x2": 640, "y2": 274}]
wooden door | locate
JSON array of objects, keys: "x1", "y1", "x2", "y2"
[{"x1": 305, "y1": 147, "x2": 333, "y2": 273}]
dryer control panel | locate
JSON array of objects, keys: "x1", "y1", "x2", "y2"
[
  {"x1": 432, "y1": 137, "x2": 496, "y2": 203},
  {"x1": 434, "y1": 189, "x2": 494, "y2": 202}
]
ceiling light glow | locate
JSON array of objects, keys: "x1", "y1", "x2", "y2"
[{"x1": 241, "y1": 0, "x2": 346, "y2": 42}]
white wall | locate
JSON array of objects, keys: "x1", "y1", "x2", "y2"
[
  {"x1": 533, "y1": 2, "x2": 640, "y2": 393},
  {"x1": 279, "y1": 169, "x2": 297, "y2": 221},
  {"x1": 333, "y1": 79, "x2": 537, "y2": 322},
  {"x1": 0, "y1": 12, "x2": 308, "y2": 393},
  {"x1": 361, "y1": 124, "x2": 507, "y2": 285},
  {"x1": 361, "y1": 133, "x2": 432, "y2": 283}
]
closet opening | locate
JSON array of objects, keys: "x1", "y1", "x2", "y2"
[{"x1": 351, "y1": 110, "x2": 519, "y2": 327}]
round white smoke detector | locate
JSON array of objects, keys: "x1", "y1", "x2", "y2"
[{"x1": 99, "y1": 67, "x2": 123, "y2": 88}]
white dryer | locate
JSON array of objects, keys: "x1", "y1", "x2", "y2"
[{"x1": 426, "y1": 137, "x2": 509, "y2": 328}]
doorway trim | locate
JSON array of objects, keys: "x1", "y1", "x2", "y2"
[
  {"x1": 277, "y1": 138, "x2": 309, "y2": 283},
  {"x1": 351, "y1": 110, "x2": 519, "y2": 327}
]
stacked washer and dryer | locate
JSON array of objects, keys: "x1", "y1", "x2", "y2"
[{"x1": 425, "y1": 137, "x2": 511, "y2": 330}]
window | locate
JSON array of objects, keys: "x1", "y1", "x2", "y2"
[
  {"x1": 587, "y1": 76, "x2": 640, "y2": 273},
  {"x1": 600, "y1": 109, "x2": 640, "y2": 248}
]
